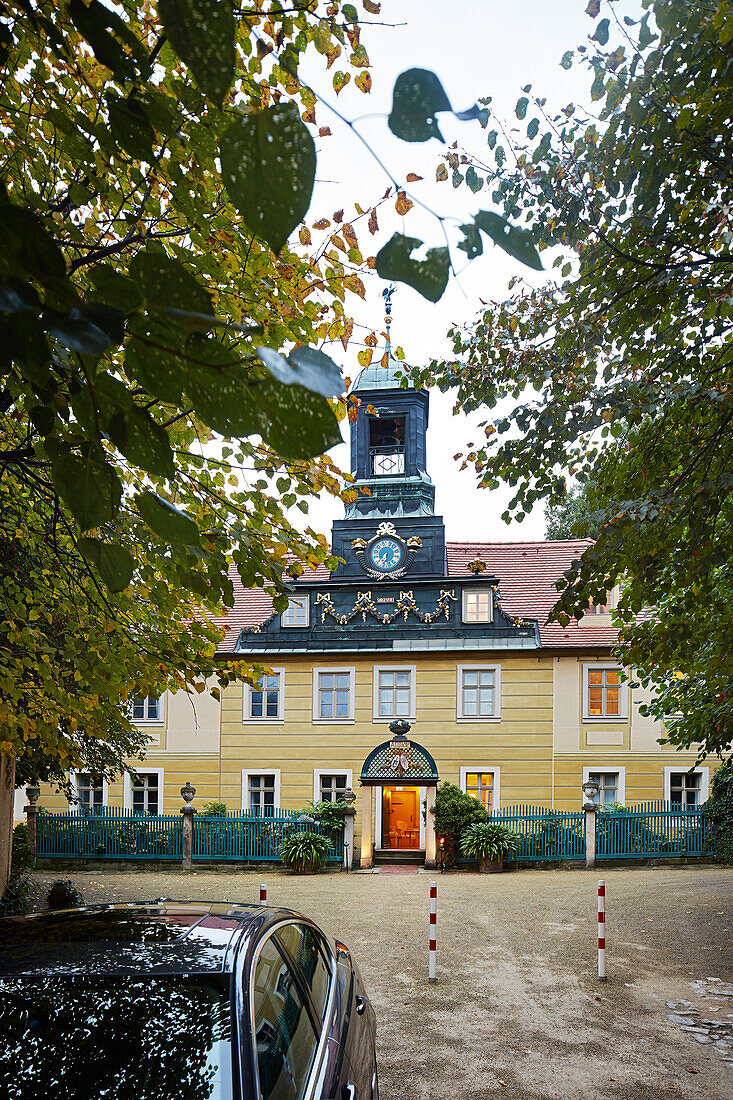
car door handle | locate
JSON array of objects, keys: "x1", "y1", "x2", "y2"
[
  {"x1": 341, "y1": 1083, "x2": 357, "y2": 1100},
  {"x1": 355, "y1": 995, "x2": 365, "y2": 1015}
]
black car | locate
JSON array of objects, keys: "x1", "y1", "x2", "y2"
[{"x1": 0, "y1": 901, "x2": 378, "y2": 1100}]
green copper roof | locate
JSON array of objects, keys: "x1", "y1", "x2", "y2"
[{"x1": 352, "y1": 354, "x2": 410, "y2": 392}]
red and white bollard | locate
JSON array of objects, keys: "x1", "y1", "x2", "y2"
[
  {"x1": 260, "y1": 883, "x2": 267, "y2": 904},
  {"x1": 428, "y1": 881, "x2": 437, "y2": 983},
  {"x1": 597, "y1": 879, "x2": 606, "y2": 981}
]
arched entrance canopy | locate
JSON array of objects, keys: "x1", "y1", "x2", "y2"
[{"x1": 358, "y1": 722, "x2": 438, "y2": 868}]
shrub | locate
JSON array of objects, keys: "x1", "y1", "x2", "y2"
[
  {"x1": 461, "y1": 821, "x2": 519, "y2": 863},
  {"x1": 47, "y1": 879, "x2": 84, "y2": 910},
  {"x1": 280, "y1": 831, "x2": 331, "y2": 873},
  {"x1": 300, "y1": 800, "x2": 349, "y2": 831},
  {"x1": 200, "y1": 801, "x2": 228, "y2": 817},
  {"x1": 705, "y1": 758, "x2": 733, "y2": 864},
  {"x1": 0, "y1": 823, "x2": 35, "y2": 916},
  {"x1": 431, "y1": 782, "x2": 487, "y2": 866}
]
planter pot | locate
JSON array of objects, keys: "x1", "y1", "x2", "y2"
[{"x1": 478, "y1": 856, "x2": 503, "y2": 874}]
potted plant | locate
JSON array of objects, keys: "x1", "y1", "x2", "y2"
[
  {"x1": 280, "y1": 830, "x2": 331, "y2": 873},
  {"x1": 461, "y1": 821, "x2": 519, "y2": 873}
]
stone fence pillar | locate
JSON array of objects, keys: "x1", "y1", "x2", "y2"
[
  {"x1": 24, "y1": 782, "x2": 40, "y2": 866},
  {"x1": 180, "y1": 781, "x2": 196, "y2": 871},
  {"x1": 585, "y1": 804, "x2": 597, "y2": 869}
]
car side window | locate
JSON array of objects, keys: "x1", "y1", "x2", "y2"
[
  {"x1": 275, "y1": 924, "x2": 331, "y2": 1022},
  {"x1": 251, "y1": 934, "x2": 318, "y2": 1100}
]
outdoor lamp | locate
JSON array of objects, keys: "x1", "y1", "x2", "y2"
[
  {"x1": 438, "y1": 835, "x2": 445, "y2": 873},
  {"x1": 582, "y1": 779, "x2": 600, "y2": 810}
]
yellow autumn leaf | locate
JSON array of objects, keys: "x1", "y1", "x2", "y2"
[
  {"x1": 395, "y1": 191, "x2": 414, "y2": 215},
  {"x1": 355, "y1": 71, "x2": 372, "y2": 93},
  {"x1": 358, "y1": 348, "x2": 373, "y2": 368},
  {"x1": 436, "y1": 163, "x2": 448, "y2": 181}
]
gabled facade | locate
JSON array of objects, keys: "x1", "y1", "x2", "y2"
[{"x1": 35, "y1": 323, "x2": 712, "y2": 862}]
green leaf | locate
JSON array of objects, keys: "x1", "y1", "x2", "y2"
[
  {"x1": 256, "y1": 345, "x2": 344, "y2": 398},
  {"x1": 457, "y1": 223, "x2": 483, "y2": 259},
  {"x1": 527, "y1": 118, "x2": 540, "y2": 140},
  {"x1": 388, "y1": 68, "x2": 451, "y2": 142},
  {"x1": 0, "y1": 204, "x2": 66, "y2": 284},
  {"x1": 137, "y1": 490, "x2": 200, "y2": 545},
  {"x1": 257, "y1": 379, "x2": 342, "y2": 460},
  {"x1": 593, "y1": 17, "x2": 610, "y2": 45},
  {"x1": 78, "y1": 538, "x2": 135, "y2": 592},
  {"x1": 44, "y1": 308, "x2": 120, "y2": 356},
  {"x1": 473, "y1": 211, "x2": 543, "y2": 271},
  {"x1": 107, "y1": 406, "x2": 175, "y2": 480},
  {"x1": 158, "y1": 0, "x2": 235, "y2": 106},
  {"x1": 51, "y1": 451, "x2": 123, "y2": 531},
  {"x1": 465, "y1": 166, "x2": 483, "y2": 193},
  {"x1": 106, "y1": 94, "x2": 156, "y2": 162},
  {"x1": 68, "y1": 0, "x2": 147, "y2": 82},
  {"x1": 515, "y1": 96, "x2": 528, "y2": 120},
  {"x1": 89, "y1": 266, "x2": 144, "y2": 314},
  {"x1": 220, "y1": 102, "x2": 316, "y2": 254},
  {"x1": 128, "y1": 250, "x2": 213, "y2": 321},
  {"x1": 375, "y1": 233, "x2": 450, "y2": 302},
  {"x1": 560, "y1": 50, "x2": 574, "y2": 70},
  {"x1": 342, "y1": 3, "x2": 358, "y2": 21}
]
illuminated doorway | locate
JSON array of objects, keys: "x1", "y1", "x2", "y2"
[{"x1": 382, "y1": 786, "x2": 420, "y2": 849}]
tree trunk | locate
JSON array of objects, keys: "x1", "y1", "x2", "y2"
[{"x1": 0, "y1": 753, "x2": 17, "y2": 895}]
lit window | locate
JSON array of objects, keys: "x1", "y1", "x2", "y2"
[
  {"x1": 588, "y1": 771, "x2": 619, "y2": 807},
  {"x1": 459, "y1": 667, "x2": 497, "y2": 718},
  {"x1": 316, "y1": 671, "x2": 352, "y2": 721},
  {"x1": 376, "y1": 668, "x2": 413, "y2": 718},
  {"x1": 669, "y1": 771, "x2": 701, "y2": 809},
  {"x1": 583, "y1": 665, "x2": 627, "y2": 718},
  {"x1": 131, "y1": 773, "x2": 159, "y2": 815},
  {"x1": 132, "y1": 695, "x2": 162, "y2": 722},
  {"x1": 245, "y1": 671, "x2": 283, "y2": 722},
  {"x1": 75, "y1": 773, "x2": 104, "y2": 813},
  {"x1": 248, "y1": 773, "x2": 277, "y2": 816},
  {"x1": 463, "y1": 590, "x2": 492, "y2": 623},
  {"x1": 319, "y1": 774, "x2": 349, "y2": 803},
  {"x1": 464, "y1": 771, "x2": 495, "y2": 811},
  {"x1": 282, "y1": 596, "x2": 308, "y2": 628}
]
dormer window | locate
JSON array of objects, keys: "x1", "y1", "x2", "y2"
[
  {"x1": 281, "y1": 595, "x2": 308, "y2": 627},
  {"x1": 462, "y1": 589, "x2": 493, "y2": 623},
  {"x1": 369, "y1": 415, "x2": 405, "y2": 476}
]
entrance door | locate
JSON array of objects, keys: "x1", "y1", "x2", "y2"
[{"x1": 382, "y1": 787, "x2": 419, "y2": 849}]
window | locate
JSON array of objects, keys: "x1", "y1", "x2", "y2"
[
  {"x1": 372, "y1": 665, "x2": 416, "y2": 720},
  {"x1": 132, "y1": 695, "x2": 163, "y2": 723},
  {"x1": 585, "y1": 601, "x2": 610, "y2": 615},
  {"x1": 460, "y1": 767, "x2": 500, "y2": 812},
  {"x1": 282, "y1": 596, "x2": 309, "y2": 628},
  {"x1": 70, "y1": 771, "x2": 106, "y2": 813},
  {"x1": 251, "y1": 933, "x2": 319, "y2": 1099},
  {"x1": 275, "y1": 923, "x2": 332, "y2": 1022},
  {"x1": 131, "y1": 772, "x2": 159, "y2": 815},
  {"x1": 457, "y1": 665, "x2": 501, "y2": 720},
  {"x1": 243, "y1": 771, "x2": 280, "y2": 816},
  {"x1": 583, "y1": 664, "x2": 628, "y2": 719},
  {"x1": 312, "y1": 668, "x2": 354, "y2": 722},
  {"x1": 462, "y1": 589, "x2": 492, "y2": 623},
  {"x1": 315, "y1": 771, "x2": 351, "y2": 804},
  {"x1": 665, "y1": 767, "x2": 709, "y2": 808},
  {"x1": 587, "y1": 771, "x2": 622, "y2": 807},
  {"x1": 244, "y1": 670, "x2": 283, "y2": 723},
  {"x1": 369, "y1": 415, "x2": 405, "y2": 476}
]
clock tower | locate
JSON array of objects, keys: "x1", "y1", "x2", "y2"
[{"x1": 331, "y1": 289, "x2": 447, "y2": 580}]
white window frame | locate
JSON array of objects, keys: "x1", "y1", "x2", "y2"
[
  {"x1": 456, "y1": 663, "x2": 501, "y2": 721},
  {"x1": 131, "y1": 693, "x2": 165, "y2": 726},
  {"x1": 582, "y1": 766, "x2": 626, "y2": 807},
  {"x1": 243, "y1": 668, "x2": 284, "y2": 724},
  {"x1": 313, "y1": 768, "x2": 353, "y2": 804},
  {"x1": 281, "y1": 595, "x2": 309, "y2": 628},
  {"x1": 462, "y1": 588, "x2": 493, "y2": 624},
  {"x1": 582, "y1": 663, "x2": 628, "y2": 720},
  {"x1": 460, "y1": 766, "x2": 501, "y2": 812},
  {"x1": 123, "y1": 767, "x2": 164, "y2": 812},
  {"x1": 312, "y1": 667, "x2": 355, "y2": 723},
  {"x1": 241, "y1": 768, "x2": 281, "y2": 813},
  {"x1": 372, "y1": 664, "x2": 416, "y2": 722},
  {"x1": 663, "y1": 766, "x2": 709, "y2": 807},
  {"x1": 69, "y1": 769, "x2": 109, "y2": 812}
]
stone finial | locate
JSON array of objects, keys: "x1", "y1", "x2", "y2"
[{"x1": 180, "y1": 781, "x2": 196, "y2": 804}]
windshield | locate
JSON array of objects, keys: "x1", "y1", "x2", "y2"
[{"x1": 0, "y1": 974, "x2": 234, "y2": 1100}]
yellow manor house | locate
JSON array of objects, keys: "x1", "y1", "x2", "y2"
[{"x1": 35, "y1": 337, "x2": 710, "y2": 867}]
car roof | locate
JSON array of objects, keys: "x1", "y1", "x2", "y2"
[{"x1": 0, "y1": 902, "x2": 307, "y2": 977}]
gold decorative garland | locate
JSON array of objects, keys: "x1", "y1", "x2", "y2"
[{"x1": 316, "y1": 588, "x2": 458, "y2": 626}]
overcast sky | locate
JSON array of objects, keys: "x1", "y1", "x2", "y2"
[{"x1": 290, "y1": 0, "x2": 633, "y2": 543}]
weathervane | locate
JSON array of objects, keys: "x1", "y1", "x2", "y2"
[{"x1": 381, "y1": 283, "x2": 394, "y2": 355}]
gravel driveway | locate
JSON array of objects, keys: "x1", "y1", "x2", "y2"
[{"x1": 29, "y1": 864, "x2": 733, "y2": 1100}]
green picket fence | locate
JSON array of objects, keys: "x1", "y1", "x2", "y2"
[
  {"x1": 489, "y1": 805, "x2": 586, "y2": 861},
  {"x1": 595, "y1": 801, "x2": 712, "y2": 859},
  {"x1": 192, "y1": 811, "x2": 344, "y2": 863},
  {"x1": 37, "y1": 809, "x2": 183, "y2": 860}
]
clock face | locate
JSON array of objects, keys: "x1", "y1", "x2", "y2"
[{"x1": 369, "y1": 537, "x2": 404, "y2": 572}]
